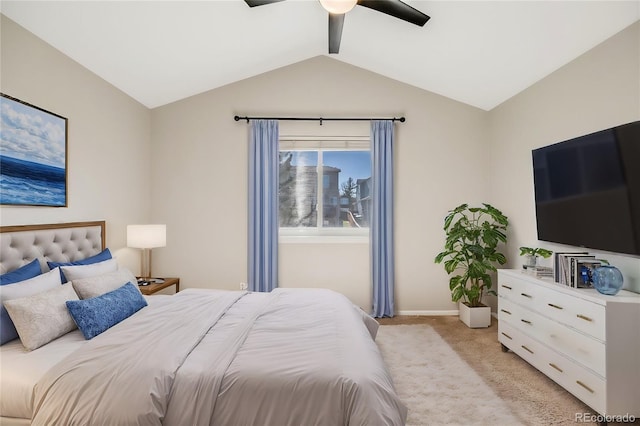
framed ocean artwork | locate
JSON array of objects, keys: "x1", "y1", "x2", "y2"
[{"x1": 0, "y1": 93, "x2": 68, "y2": 207}]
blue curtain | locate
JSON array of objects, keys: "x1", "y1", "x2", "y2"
[
  {"x1": 248, "y1": 120, "x2": 279, "y2": 292},
  {"x1": 371, "y1": 120, "x2": 395, "y2": 317}
]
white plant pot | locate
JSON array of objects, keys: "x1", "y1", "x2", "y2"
[{"x1": 459, "y1": 302, "x2": 491, "y2": 328}]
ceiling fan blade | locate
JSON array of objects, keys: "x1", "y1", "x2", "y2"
[
  {"x1": 328, "y1": 13, "x2": 345, "y2": 54},
  {"x1": 244, "y1": 0, "x2": 285, "y2": 7},
  {"x1": 357, "y1": 0, "x2": 430, "y2": 26}
]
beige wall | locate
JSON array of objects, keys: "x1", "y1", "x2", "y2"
[
  {"x1": 3, "y1": 14, "x2": 638, "y2": 311},
  {"x1": 151, "y1": 56, "x2": 488, "y2": 312},
  {"x1": 153, "y1": 22, "x2": 640, "y2": 310},
  {"x1": 0, "y1": 16, "x2": 151, "y2": 267},
  {"x1": 488, "y1": 21, "x2": 640, "y2": 293}
]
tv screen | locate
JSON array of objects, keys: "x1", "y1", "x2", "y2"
[{"x1": 532, "y1": 121, "x2": 640, "y2": 256}]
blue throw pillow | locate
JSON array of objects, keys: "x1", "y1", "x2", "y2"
[
  {"x1": 47, "y1": 248, "x2": 112, "y2": 282},
  {"x1": 0, "y1": 259, "x2": 42, "y2": 285},
  {"x1": 66, "y1": 282, "x2": 147, "y2": 340}
]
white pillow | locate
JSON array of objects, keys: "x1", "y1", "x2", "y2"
[
  {"x1": 0, "y1": 268, "x2": 63, "y2": 345},
  {"x1": 4, "y1": 283, "x2": 79, "y2": 351},
  {"x1": 60, "y1": 258, "x2": 118, "y2": 282},
  {"x1": 71, "y1": 268, "x2": 140, "y2": 299}
]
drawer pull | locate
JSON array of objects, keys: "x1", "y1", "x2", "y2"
[
  {"x1": 549, "y1": 363, "x2": 563, "y2": 373},
  {"x1": 576, "y1": 381, "x2": 594, "y2": 394},
  {"x1": 521, "y1": 319, "x2": 532, "y2": 325},
  {"x1": 520, "y1": 293, "x2": 532, "y2": 298},
  {"x1": 576, "y1": 314, "x2": 593, "y2": 322},
  {"x1": 521, "y1": 345, "x2": 534, "y2": 354},
  {"x1": 501, "y1": 332, "x2": 512, "y2": 340},
  {"x1": 547, "y1": 303, "x2": 563, "y2": 310},
  {"x1": 501, "y1": 285, "x2": 513, "y2": 290},
  {"x1": 500, "y1": 309, "x2": 512, "y2": 315}
]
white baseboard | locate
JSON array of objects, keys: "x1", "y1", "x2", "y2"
[
  {"x1": 397, "y1": 310, "x2": 459, "y2": 316},
  {"x1": 396, "y1": 310, "x2": 499, "y2": 317}
]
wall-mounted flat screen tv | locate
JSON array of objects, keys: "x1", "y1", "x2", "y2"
[{"x1": 532, "y1": 120, "x2": 640, "y2": 256}]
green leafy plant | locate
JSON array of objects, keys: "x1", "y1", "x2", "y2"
[
  {"x1": 518, "y1": 247, "x2": 553, "y2": 258},
  {"x1": 434, "y1": 203, "x2": 509, "y2": 307}
]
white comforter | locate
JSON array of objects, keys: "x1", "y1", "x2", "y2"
[{"x1": 31, "y1": 288, "x2": 407, "y2": 425}]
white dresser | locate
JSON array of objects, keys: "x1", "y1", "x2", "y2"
[{"x1": 498, "y1": 269, "x2": 640, "y2": 417}]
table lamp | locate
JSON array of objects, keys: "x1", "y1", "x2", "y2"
[{"x1": 127, "y1": 224, "x2": 166, "y2": 284}]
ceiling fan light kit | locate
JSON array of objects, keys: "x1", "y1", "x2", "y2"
[
  {"x1": 319, "y1": 0, "x2": 357, "y2": 14},
  {"x1": 244, "y1": 0, "x2": 430, "y2": 54}
]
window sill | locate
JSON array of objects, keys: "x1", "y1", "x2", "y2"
[{"x1": 279, "y1": 235, "x2": 369, "y2": 244}]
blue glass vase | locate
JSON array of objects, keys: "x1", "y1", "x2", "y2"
[{"x1": 592, "y1": 265, "x2": 624, "y2": 296}]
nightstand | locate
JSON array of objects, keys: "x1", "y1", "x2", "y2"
[{"x1": 138, "y1": 277, "x2": 180, "y2": 295}]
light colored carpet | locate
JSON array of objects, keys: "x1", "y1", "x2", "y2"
[{"x1": 376, "y1": 324, "x2": 523, "y2": 426}]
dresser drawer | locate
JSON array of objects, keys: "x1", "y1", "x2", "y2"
[
  {"x1": 537, "y1": 288, "x2": 605, "y2": 341},
  {"x1": 542, "y1": 349, "x2": 607, "y2": 417},
  {"x1": 499, "y1": 297, "x2": 606, "y2": 377},
  {"x1": 498, "y1": 279, "x2": 518, "y2": 298},
  {"x1": 498, "y1": 277, "x2": 541, "y2": 309},
  {"x1": 497, "y1": 297, "x2": 516, "y2": 322},
  {"x1": 498, "y1": 321, "x2": 606, "y2": 415},
  {"x1": 498, "y1": 316, "x2": 522, "y2": 349}
]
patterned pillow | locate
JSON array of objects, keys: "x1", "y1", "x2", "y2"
[
  {"x1": 4, "y1": 283, "x2": 79, "y2": 350},
  {"x1": 0, "y1": 259, "x2": 42, "y2": 285},
  {"x1": 66, "y1": 282, "x2": 147, "y2": 340},
  {"x1": 0, "y1": 268, "x2": 62, "y2": 345},
  {"x1": 71, "y1": 268, "x2": 141, "y2": 299}
]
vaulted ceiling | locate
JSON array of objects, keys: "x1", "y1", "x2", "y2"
[{"x1": 2, "y1": 1, "x2": 638, "y2": 110}]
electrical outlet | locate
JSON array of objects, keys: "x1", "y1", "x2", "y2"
[{"x1": 240, "y1": 282, "x2": 247, "y2": 290}]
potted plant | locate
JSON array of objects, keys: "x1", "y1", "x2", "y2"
[
  {"x1": 434, "y1": 203, "x2": 508, "y2": 328},
  {"x1": 519, "y1": 247, "x2": 553, "y2": 268}
]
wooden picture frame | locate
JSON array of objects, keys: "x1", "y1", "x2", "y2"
[{"x1": 0, "y1": 93, "x2": 68, "y2": 207}]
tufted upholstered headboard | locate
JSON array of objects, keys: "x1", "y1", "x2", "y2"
[{"x1": 0, "y1": 221, "x2": 106, "y2": 274}]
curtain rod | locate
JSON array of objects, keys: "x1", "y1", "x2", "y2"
[{"x1": 234, "y1": 115, "x2": 405, "y2": 125}]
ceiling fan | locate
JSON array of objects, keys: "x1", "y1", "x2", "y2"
[{"x1": 244, "y1": 0, "x2": 430, "y2": 54}]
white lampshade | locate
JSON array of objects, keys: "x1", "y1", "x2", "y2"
[
  {"x1": 319, "y1": 0, "x2": 357, "y2": 14},
  {"x1": 127, "y1": 224, "x2": 166, "y2": 249}
]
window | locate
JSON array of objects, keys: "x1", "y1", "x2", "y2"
[{"x1": 279, "y1": 137, "x2": 371, "y2": 238}]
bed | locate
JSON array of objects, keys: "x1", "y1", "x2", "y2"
[{"x1": 0, "y1": 221, "x2": 406, "y2": 426}]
